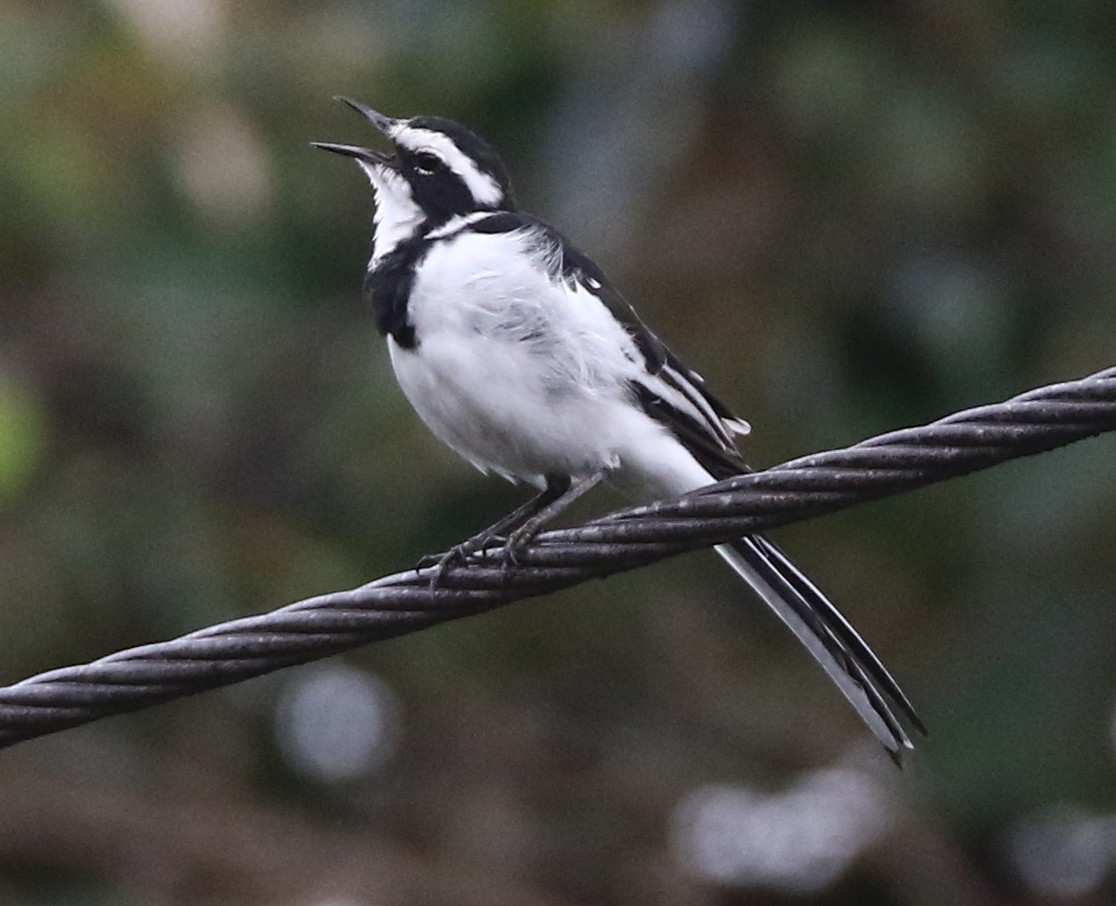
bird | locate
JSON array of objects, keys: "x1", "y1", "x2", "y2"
[{"x1": 314, "y1": 98, "x2": 925, "y2": 762}]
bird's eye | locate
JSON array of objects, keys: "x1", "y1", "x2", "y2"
[{"x1": 413, "y1": 151, "x2": 442, "y2": 174}]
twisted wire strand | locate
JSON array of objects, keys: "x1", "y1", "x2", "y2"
[{"x1": 1, "y1": 365, "x2": 1114, "y2": 748}]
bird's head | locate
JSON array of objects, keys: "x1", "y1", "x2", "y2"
[{"x1": 314, "y1": 98, "x2": 514, "y2": 258}]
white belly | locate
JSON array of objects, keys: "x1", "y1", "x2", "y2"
[
  {"x1": 388, "y1": 333, "x2": 714, "y2": 500},
  {"x1": 386, "y1": 224, "x2": 717, "y2": 496},
  {"x1": 388, "y1": 333, "x2": 620, "y2": 485}
]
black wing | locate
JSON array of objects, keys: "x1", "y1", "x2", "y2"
[
  {"x1": 470, "y1": 212, "x2": 752, "y2": 475},
  {"x1": 469, "y1": 211, "x2": 924, "y2": 757}
]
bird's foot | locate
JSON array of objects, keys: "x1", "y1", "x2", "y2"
[
  {"x1": 418, "y1": 529, "x2": 506, "y2": 589},
  {"x1": 499, "y1": 515, "x2": 548, "y2": 568}
]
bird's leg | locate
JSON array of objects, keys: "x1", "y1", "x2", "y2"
[
  {"x1": 503, "y1": 470, "x2": 608, "y2": 563},
  {"x1": 423, "y1": 471, "x2": 608, "y2": 586},
  {"x1": 420, "y1": 477, "x2": 570, "y2": 582}
]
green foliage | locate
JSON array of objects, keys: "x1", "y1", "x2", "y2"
[{"x1": 1, "y1": 1, "x2": 1115, "y2": 903}]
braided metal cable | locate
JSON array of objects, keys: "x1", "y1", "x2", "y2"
[{"x1": 1, "y1": 365, "x2": 1114, "y2": 748}]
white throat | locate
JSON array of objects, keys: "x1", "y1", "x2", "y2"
[{"x1": 359, "y1": 161, "x2": 425, "y2": 268}]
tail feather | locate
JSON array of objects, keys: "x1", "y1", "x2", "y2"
[
  {"x1": 746, "y1": 535, "x2": 927, "y2": 737},
  {"x1": 716, "y1": 536, "x2": 925, "y2": 762}
]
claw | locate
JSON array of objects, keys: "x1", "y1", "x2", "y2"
[
  {"x1": 427, "y1": 547, "x2": 464, "y2": 592},
  {"x1": 500, "y1": 519, "x2": 545, "y2": 571},
  {"x1": 501, "y1": 538, "x2": 522, "y2": 569},
  {"x1": 416, "y1": 471, "x2": 608, "y2": 592},
  {"x1": 415, "y1": 550, "x2": 449, "y2": 571},
  {"x1": 420, "y1": 531, "x2": 507, "y2": 590}
]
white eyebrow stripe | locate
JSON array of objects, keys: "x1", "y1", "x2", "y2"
[{"x1": 394, "y1": 126, "x2": 503, "y2": 206}]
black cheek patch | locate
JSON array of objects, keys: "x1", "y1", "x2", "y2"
[{"x1": 410, "y1": 170, "x2": 478, "y2": 222}]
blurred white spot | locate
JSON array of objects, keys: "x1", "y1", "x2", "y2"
[
  {"x1": 110, "y1": 0, "x2": 226, "y2": 68},
  {"x1": 173, "y1": 105, "x2": 273, "y2": 227},
  {"x1": 649, "y1": 0, "x2": 734, "y2": 76},
  {"x1": 1002, "y1": 806, "x2": 1116, "y2": 899},
  {"x1": 275, "y1": 665, "x2": 401, "y2": 782},
  {"x1": 306, "y1": 7, "x2": 386, "y2": 73},
  {"x1": 672, "y1": 768, "x2": 892, "y2": 893},
  {"x1": 885, "y1": 252, "x2": 1013, "y2": 397},
  {"x1": 887, "y1": 254, "x2": 1007, "y2": 351}
]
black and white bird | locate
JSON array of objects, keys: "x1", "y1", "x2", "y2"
[{"x1": 314, "y1": 98, "x2": 925, "y2": 761}]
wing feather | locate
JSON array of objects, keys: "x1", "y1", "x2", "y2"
[{"x1": 462, "y1": 209, "x2": 924, "y2": 756}]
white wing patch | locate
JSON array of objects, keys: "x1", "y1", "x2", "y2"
[
  {"x1": 667, "y1": 365, "x2": 752, "y2": 439},
  {"x1": 396, "y1": 219, "x2": 748, "y2": 483},
  {"x1": 534, "y1": 227, "x2": 752, "y2": 450}
]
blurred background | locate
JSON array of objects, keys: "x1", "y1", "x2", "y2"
[{"x1": 1, "y1": 0, "x2": 1115, "y2": 903}]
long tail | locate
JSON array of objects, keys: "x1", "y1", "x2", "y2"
[{"x1": 715, "y1": 536, "x2": 926, "y2": 763}]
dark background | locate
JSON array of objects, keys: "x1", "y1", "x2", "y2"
[{"x1": 2, "y1": 1, "x2": 1115, "y2": 903}]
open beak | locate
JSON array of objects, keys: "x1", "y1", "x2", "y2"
[
  {"x1": 311, "y1": 97, "x2": 399, "y2": 167},
  {"x1": 335, "y1": 97, "x2": 397, "y2": 136},
  {"x1": 310, "y1": 141, "x2": 393, "y2": 166}
]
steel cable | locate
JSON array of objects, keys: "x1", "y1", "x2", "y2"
[{"x1": 0, "y1": 365, "x2": 1114, "y2": 748}]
